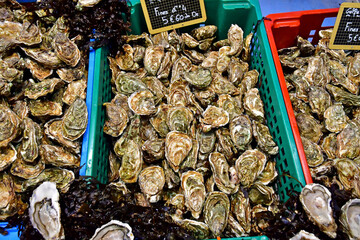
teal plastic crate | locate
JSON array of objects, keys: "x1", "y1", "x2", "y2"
[{"x1": 88, "y1": 0, "x2": 305, "y2": 201}]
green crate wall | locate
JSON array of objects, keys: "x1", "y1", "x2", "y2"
[{"x1": 86, "y1": 0, "x2": 307, "y2": 202}]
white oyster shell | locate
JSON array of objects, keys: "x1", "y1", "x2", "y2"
[
  {"x1": 29, "y1": 182, "x2": 64, "y2": 240},
  {"x1": 300, "y1": 183, "x2": 337, "y2": 238},
  {"x1": 340, "y1": 198, "x2": 360, "y2": 240},
  {"x1": 90, "y1": 220, "x2": 134, "y2": 240},
  {"x1": 290, "y1": 230, "x2": 320, "y2": 240}
]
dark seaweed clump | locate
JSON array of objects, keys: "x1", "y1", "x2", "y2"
[
  {"x1": 5, "y1": 177, "x2": 195, "y2": 240},
  {"x1": 259, "y1": 183, "x2": 352, "y2": 239},
  {"x1": 26, "y1": 0, "x2": 131, "y2": 55}
]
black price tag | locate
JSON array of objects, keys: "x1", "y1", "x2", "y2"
[
  {"x1": 330, "y1": 3, "x2": 360, "y2": 50},
  {"x1": 140, "y1": 0, "x2": 207, "y2": 34}
]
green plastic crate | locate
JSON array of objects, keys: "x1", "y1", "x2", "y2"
[{"x1": 87, "y1": 0, "x2": 306, "y2": 203}]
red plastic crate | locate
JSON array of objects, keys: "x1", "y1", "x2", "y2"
[{"x1": 264, "y1": 8, "x2": 340, "y2": 184}]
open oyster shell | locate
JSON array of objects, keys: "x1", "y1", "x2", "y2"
[
  {"x1": 300, "y1": 183, "x2": 337, "y2": 238},
  {"x1": 29, "y1": 181, "x2": 64, "y2": 240},
  {"x1": 90, "y1": 220, "x2": 134, "y2": 240},
  {"x1": 339, "y1": 198, "x2": 360, "y2": 240}
]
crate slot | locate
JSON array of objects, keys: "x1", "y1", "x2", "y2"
[{"x1": 321, "y1": 17, "x2": 336, "y2": 27}]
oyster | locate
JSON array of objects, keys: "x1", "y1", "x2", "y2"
[
  {"x1": 108, "y1": 152, "x2": 120, "y2": 182},
  {"x1": 252, "y1": 121, "x2": 279, "y2": 155},
  {"x1": 308, "y1": 86, "x2": 331, "y2": 117},
  {"x1": 228, "y1": 24, "x2": 243, "y2": 56},
  {"x1": 209, "y1": 152, "x2": 238, "y2": 194},
  {"x1": 329, "y1": 59, "x2": 358, "y2": 95},
  {"x1": 167, "y1": 106, "x2": 193, "y2": 133},
  {"x1": 25, "y1": 58, "x2": 53, "y2": 81},
  {"x1": 62, "y1": 79, "x2": 87, "y2": 105},
  {"x1": 257, "y1": 161, "x2": 278, "y2": 185},
  {"x1": 21, "y1": 47, "x2": 63, "y2": 69},
  {"x1": 241, "y1": 69, "x2": 259, "y2": 91},
  {"x1": 243, "y1": 88, "x2": 265, "y2": 122},
  {"x1": 201, "y1": 106, "x2": 229, "y2": 131},
  {"x1": 0, "y1": 144, "x2": 17, "y2": 171},
  {"x1": 191, "y1": 25, "x2": 217, "y2": 41},
  {"x1": 103, "y1": 102, "x2": 128, "y2": 137},
  {"x1": 210, "y1": 71, "x2": 239, "y2": 96},
  {"x1": 231, "y1": 191, "x2": 251, "y2": 234},
  {"x1": 19, "y1": 117, "x2": 40, "y2": 163},
  {"x1": 339, "y1": 199, "x2": 360, "y2": 240},
  {"x1": 336, "y1": 121, "x2": 360, "y2": 159},
  {"x1": 138, "y1": 166, "x2": 165, "y2": 203},
  {"x1": 235, "y1": 149, "x2": 267, "y2": 187},
  {"x1": 326, "y1": 84, "x2": 360, "y2": 107},
  {"x1": 348, "y1": 52, "x2": 360, "y2": 85},
  {"x1": 28, "y1": 100, "x2": 62, "y2": 117},
  {"x1": 296, "y1": 113, "x2": 323, "y2": 143},
  {"x1": 165, "y1": 131, "x2": 192, "y2": 172},
  {"x1": 324, "y1": 104, "x2": 348, "y2": 133},
  {"x1": 10, "y1": 158, "x2": 45, "y2": 179},
  {"x1": 61, "y1": 98, "x2": 88, "y2": 141},
  {"x1": 22, "y1": 168, "x2": 75, "y2": 193},
  {"x1": 29, "y1": 182, "x2": 64, "y2": 240},
  {"x1": 321, "y1": 133, "x2": 337, "y2": 160},
  {"x1": 128, "y1": 90, "x2": 156, "y2": 115},
  {"x1": 90, "y1": 220, "x2": 134, "y2": 240},
  {"x1": 181, "y1": 171, "x2": 206, "y2": 219},
  {"x1": 115, "y1": 73, "x2": 147, "y2": 96},
  {"x1": 229, "y1": 115, "x2": 252, "y2": 151},
  {"x1": 204, "y1": 191, "x2": 230, "y2": 236},
  {"x1": 248, "y1": 183, "x2": 275, "y2": 206},
  {"x1": 39, "y1": 145, "x2": 79, "y2": 168},
  {"x1": 118, "y1": 140, "x2": 142, "y2": 183},
  {"x1": 144, "y1": 45, "x2": 164, "y2": 76},
  {"x1": 197, "y1": 129, "x2": 216, "y2": 155},
  {"x1": 24, "y1": 78, "x2": 63, "y2": 100},
  {"x1": 183, "y1": 68, "x2": 212, "y2": 89},
  {"x1": 300, "y1": 183, "x2": 337, "y2": 238},
  {"x1": 180, "y1": 219, "x2": 209, "y2": 239},
  {"x1": 290, "y1": 230, "x2": 320, "y2": 240},
  {"x1": 217, "y1": 94, "x2": 243, "y2": 122},
  {"x1": 114, "y1": 44, "x2": 138, "y2": 71},
  {"x1": 182, "y1": 33, "x2": 199, "y2": 48},
  {"x1": 334, "y1": 158, "x2": 360, "y2": 191},
  {"x1": 302, "y1": 137, "x2": 324, "y2": 167},
  {"x1": 0, "y1": 104, "x2": 20, "y2": 147},
  {"x1": 305, "y1": 55, "x2": 330, "y2": 87},
  {"x1": 52, "y1": 32, "x2": 81, "y2": 67}
]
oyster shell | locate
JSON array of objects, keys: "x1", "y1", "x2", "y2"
[
  {"x1": 118, "y1": 140, "x2": 142, "y2": 183},
  {"x1": 229, "y1": 115, "x2": 252, "y2": 151},
  {"x1": 0, "y1": 104, "x2": 20, "y2": 147},
  {"x1": 62, "y1": 79, "x2": 87, "y2": 105},
  {"x1": 336, "y1": 121, "x2": 360, "y2": 159},
  {"x1": 290, "y1": 230, "x2": 320, "y2": 240},
  {"x1": 144, "y1": 45, "x2": 164, "y2": 76},
  {"x1": 235, "y1": 149, "x2": 267, "y2": 187},
  {"x1": 24, "y1": 78, "x2": 63, "y2": 100},
  {"x1": 183, "y1": 68, "x2": 212, "y2": 89},
  {"x1": 191, "y1": 25, "x2": 217, "y2": 41},
  {"x1": 103, "y1": 102, "x2": 128, "y2": 137},
  {"x1": 138, "y1": 166, "x2": 165, "y2": 203},
  {"x1": 231, "y1": 191, "x2": 251, "y2": 234},
  {"x1": 324, "y1": 104, "x2": 348, "y2": 133},
  {"x1": 29, "y1": 100, "x2": 62, "y2": 117},
  {"x1": 90, "y1": 220, "x2": 134, "y2": 240},
  {"x1": 52, "y1": 32, "x2": 81, "y2": 67},
  {"x1": 201, "y1": 106, "x2": 229, "y2": 131},
  {"x1": 243, "y1": 88, "x2": 265, "y2": 122},
  {"x1": 165, "y1": 131, "x2": 192, "y2": 172},
  {"x1": 257, "y1": 161, "x2": 278, "y2": 185},
  {"x1": 209, "y1": 152, "x2": 238, "y2": 194},
  {"x1": 302, "y1": 137, "x2": 324, "y2": 167},
  {"x1": 248, "y1": 183, "x2": 275, "y2": 206},
  {"x1": 339, "y1": 198, "x2": 360, "y2": 240},
  {"x1": 217, "y1": 94, "x2": 243, "y2": 121},
  {"x1": 167, "y1": 106, "x2": 193, "y2": 133},
  {"x1": 61, "y1": 98, "x2": 88, "y2": 141},
  {"x1": 25, "y1": 58, "x2": 53, "y2": 81},
  {"x1": 19, "y1": 117, "x2": 40, "y2": 163},
  {"x1": 181, "y1": 171, "x2": 206, "y2": 219},
  {"x1": 296, "y1": 113, "x2": 323, "y2": 143},
  {"x1": 39, "y1": 145, "x2": 79, "y2": 168},
  {"x1": 228, "y1": 24, "x2": 243, "y2": 56},
  {"x1": 128, "y1": 90, "x2": 156, "y2": 115},
  {"x1": 252, "y1": 121, "x2": 279, "y2": 155},
  {"x1": 0, "y1": 144, "x2": 17, "y2": 171},
  {"x1": 308, "y1": 86, "x2": 331, "y2": 117},
  {"x1": 115, "y1": 73, "x2": 147, "y2": 96},
  {"x1": 300, "y1": 183, "x2": 337, "y2": 238},
  {"x1": 334, "y1": 158, "x2": 360, "y2": 191},
  {"x1": 204, "y1": 191, "x2": 230, "y2": 236},
  {"x1": 29, "y1": 182, "x2": 64, "y2": 240},
  {"x1": 326, "y1": 84, "x2": 360, "y2": 107},
  {"x1": 10, "y1": 158, "x2": 45, "y2": 180},
  {"x1": 180, "y1": 219, "x2": 209, "y2": 239},
  {"x1": 21, "y1": 47, "x2": 63, "y2": 69}
]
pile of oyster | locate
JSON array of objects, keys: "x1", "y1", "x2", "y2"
[
  {"x1": 103, "y1": 24, "x2": 280, "y2": 238},
  {"x1": 0, "y1": 1, "x2": 87, "y2": 221},
  {"x1": 278, "y1": 30, "x2": 360, "y2": 239}
]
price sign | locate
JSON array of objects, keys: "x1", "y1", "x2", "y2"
[
  {"x1": 330, "y1": 3, "x2": 360, "y2": 50},
  {"x1": 140, "y1": 0, "x2": 207, "y2": 34}
]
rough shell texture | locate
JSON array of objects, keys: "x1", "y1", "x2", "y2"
[{"x1": 90, "y1": 220, "x2": 134, "y2": 240}]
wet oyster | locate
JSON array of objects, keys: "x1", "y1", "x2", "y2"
[
  {"x1": 321, "y1": 133, "x2": 337, "y2": 160},
  {"x1": 29, "y1": 182, "x2": 64, "y2": 240},
  {"x1": 229, "y1": 115, "x2": 252, "y2": 151},
  {"x1": 138, "y1": 166, "x2": 165, "y2": 203},
  {"x1": 103, "y1": 102, "x2": 128, "y2": 137},
  {"x1": 28, "y1": 100, "x2": 62, "y2": 117},
  {"x1": 231, "y1": 191, "x2": 251, "y2": 234},
  {"x1": 62, "y1": 79, "x2": 87, "y2": 105},
  {"x1": 324, "y1": 104, "x2": 348, "y2": 133},
  {"x1": 243, "y1": 88, "x2": 265, "y2": 122},
  {"x1": 52, "y1": 32, "x2": 81, "y2": 67},
  {"x1": 118, "y1": 140, "x2": 142, "y2": 183},
  {"x1": 39, "y1": 145, "x2": 79, "y2": 168},
  {"x1": 209, "y1": 152, "x2": 238, "y2": 194},
  {"x1": 191, "y1": 25, "x2": 217, "y2": 41},
  {"x1": 165, "y1": 131, "x2": 192, "y2": 172},
  {"x1": 19, "y1": 117, "x2": 40, "y2": 163},
  {"x1": 257, "y1": 161, "x2": 278, "y2": 185},
  {"x1": 10, "y1": 158, "x2": 45, "y2": 180},
  {"x1": 235, "y1": 149, "x2": 267, "y2": 187},
  {"x1": 326, "y1": 84, "x2": 360, "y2": 107},
  {"x1": 302, "y1": 137, "x2": 324, "y2": 167},
  {"x1": 334, "y1": 158, "x2": 360, "y2": 191},
  {"x1": 144, "y1": 45, "x2": 164, "y2": 76},
  {"x1": 115, "y1": 73, "x2": 147, "y2": 96},
  {"x1": 167, "y1": 106, "x2": 193, "y2": 133},
  {"x1": 181, "y1": 171, "x2": 206, "y2": 219},
  {"x1": 0, "y1": 104, "x2": 20, "y2": 147},
  {"x1": 180, "y1": 219, "x2": 210, "y2": 239},
  {"x1": 300, "y1": 183, "x2": 337, "y2": 238},
  {"x1": 24, "y1": 78, "x2": 63, "y2": 100},
  {"x1": 128, "y1": 90, "x2": 156, "y2": 115},
  {"x1": 61, "y1": 98, "x2": 88, "y2": 141},
  {"x1": 290, "y1": 230, "x2": 320, "y2": 240},
  {"x1": 228, "y1": 24, "x2": 243, "y2": 56},
  {"x1": 0, "y1": 144, "x2": 17, "y2": 171},
  {"x1": 252, "y1": 121, "x2": 279, "y2": 155},
  {"x1": 204, "y1": 191, "x2": 230, "y2": 236},
  {"x1": 336, "y1": 121, "x2": 360, "y2": 159},
  {"x1": 25, "y1": 58, "x2": 53, "y2": 81},
  {"x1": 201, "y1": 106, "x2": 229, "y2": 131},
  {"x1": 21, "y1": 47, "x2": 63, "y2": 69},
  {"x1": 22, "y1": 168, "x2": 75, "y2": 193},
  {"x1": 249, "y1": 183, "x2": 275, "y2": 206},
  {"x1": 296, "y1": 113, "x2": 323, "y2": 143},
  {"x1": 183, "y1": 68, "x2": 212, "y2": 88},
  {"x1": 339, "y1": 198, "x2": 360, "y2": 240},
  {"x1": 90, "y1": 220, "x2": 134, "y2": 240},
  {"x1": 308, "y1": 86, "x2": 331, "y2": 117}
]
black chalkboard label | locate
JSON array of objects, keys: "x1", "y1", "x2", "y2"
[
  {"x1": 330, "y1": 3, "x2": 360, "y2": 50},
  {"x1": 140, "y1": 0, "x2": 207, "y2": 34}
]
